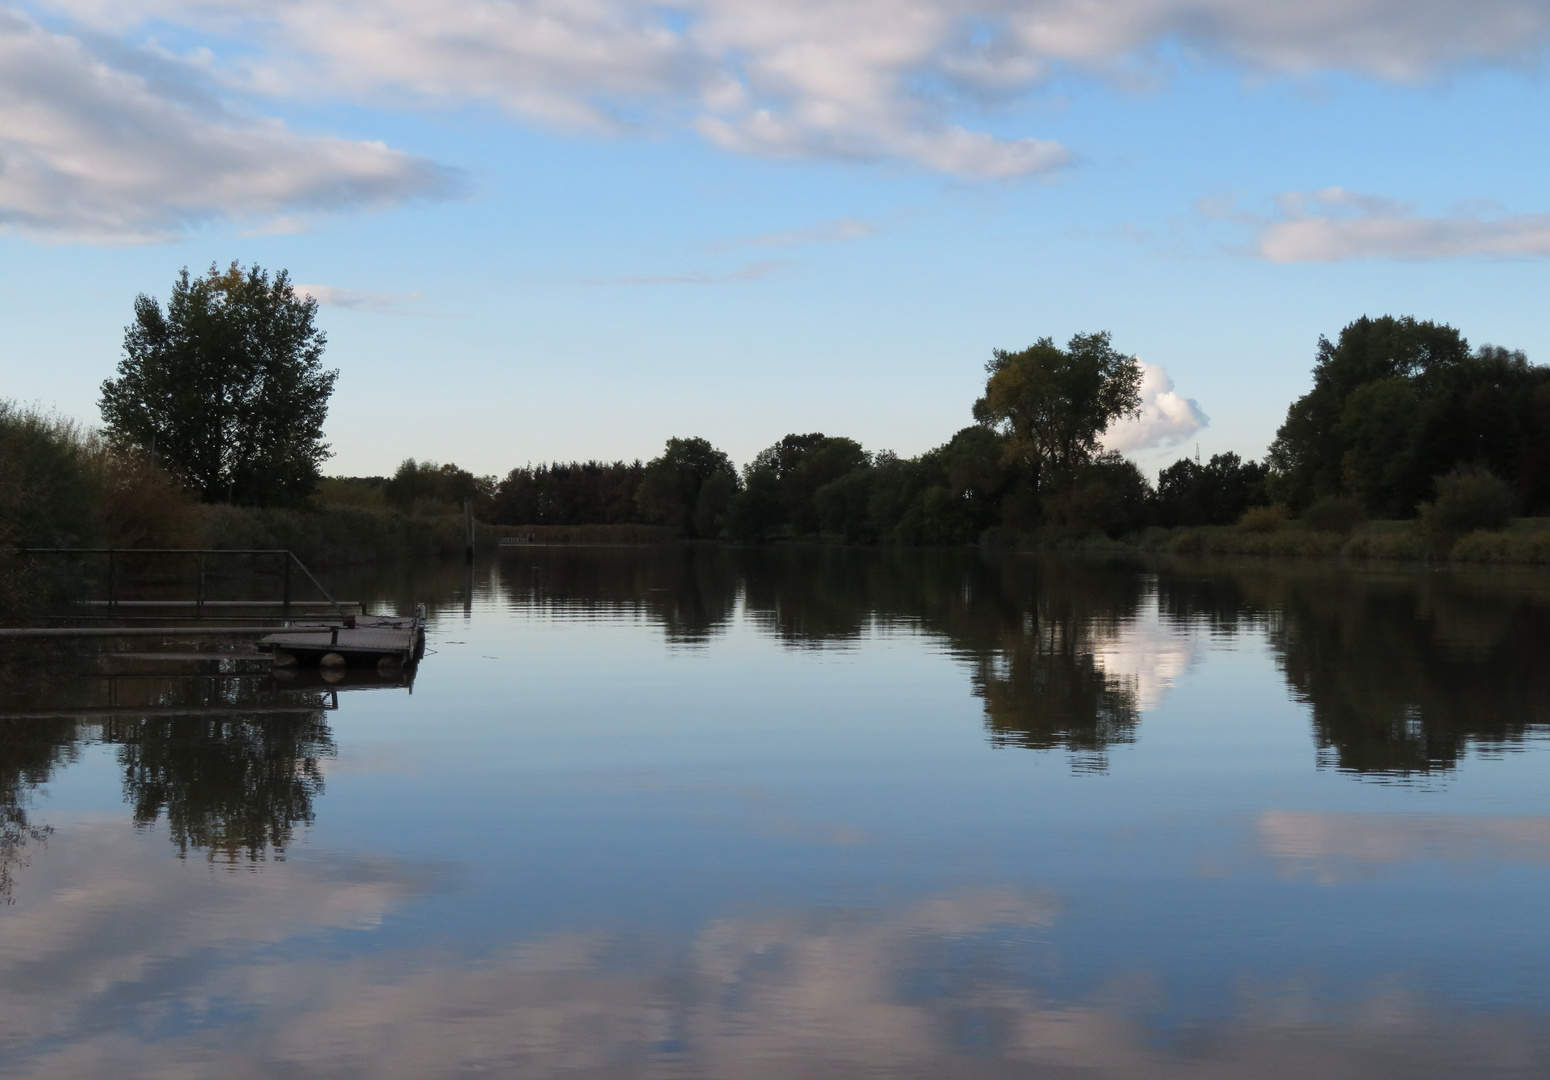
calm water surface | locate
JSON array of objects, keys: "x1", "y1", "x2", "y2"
[{"x1": 3, "y1": 548, "x2": 1550, "y2": 1078}]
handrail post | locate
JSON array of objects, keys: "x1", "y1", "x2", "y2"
[
  {"x1": 196, "y1": 553, "x2": 205, "y2": 620},
  {"x1": 107, "y1": 550, "x2": 117, "y2": 615},
  {"x1": 282, "y1": 553, "x2": 292, "y2": 618}
]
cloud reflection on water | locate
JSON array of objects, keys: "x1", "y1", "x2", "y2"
[
  {"x1": 1261, "y1": 810, "x2": 1550, "y2": 881},
  {"x1": 2, "y1": 853, "x2": 1547, "y2": 1079}
]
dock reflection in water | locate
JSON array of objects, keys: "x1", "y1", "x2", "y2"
[{"x1": 1, "y1": 549, "x2": 1549, "y2": 1077}]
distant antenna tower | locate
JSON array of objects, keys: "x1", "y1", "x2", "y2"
[{"x1": 1195, "y1": 442, "x2": 1200, "y2": 465}]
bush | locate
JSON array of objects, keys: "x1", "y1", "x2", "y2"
[
  {"x1": 0, "y1": 403, "x2": 107, "y2": 621},
  {"x1": 1237, "y1": 504, "x2": 1289, "y2": 533},
  {"x1": 1343, "y1": 530, "x2": 1425, "y2": 560},
  {"x1": 1417, "y1": 467, "x2": 1514, "y2": 546},
  {"x1": 1450, "y1": 528, "x2": 1550, "y2": 563},
  {"x1": 1302, "y1": 496, "x2": 1364, "y2": 535},
  {"x1": 99, "y1": 452, "x2": 201, "y2": 548},
  {"x1": 315, "y1": 477, "x2": 390, "y2": 510}
]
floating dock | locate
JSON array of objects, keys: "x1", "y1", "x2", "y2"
[{"x1": 259, "y1": 607, "x2": 425, "y2": 668}]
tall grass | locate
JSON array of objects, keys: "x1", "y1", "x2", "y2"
[{"x1": 1099, "y1": 518, "x2": 1550, "y2": 563}]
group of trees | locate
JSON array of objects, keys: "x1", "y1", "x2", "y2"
[
  {"x1": 81, "y1": 263, "x2": 1550, "y2": 541},
  {"x1": 476, "y1": 332, "x2": 1163, "y2": 543},
  {"x1": 1267, "y1": 315, "x2": 1550, "y2": 518}
]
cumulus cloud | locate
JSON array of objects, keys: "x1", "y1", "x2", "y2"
[
  {"x1": 1250, "y1": 187, "x2": 1550, "y2": 262},
  {"x1": 46, "y1": 0, "x2": 1550, "y2": 184},
  {"x1": 0, "y1": 7, "x2": 457, "y2": 242},
  {"x1": 21, "y1": 0, "x2": 1550, "y2": 235},
  {"x1": 1100, "y1": 362, "x2": 1208, "y2": 453}
]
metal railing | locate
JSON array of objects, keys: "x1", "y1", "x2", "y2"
[{"x1": 16, "y1": 548, "x2": 352, "y2": 621}]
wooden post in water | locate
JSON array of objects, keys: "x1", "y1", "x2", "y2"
[{"x1": 464, "y1": 499, "x2": 475, "y2": 563}]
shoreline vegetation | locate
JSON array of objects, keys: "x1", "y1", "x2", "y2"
[{"x1": 14, "y1": 298, "x2": 1550, "y2": 623}]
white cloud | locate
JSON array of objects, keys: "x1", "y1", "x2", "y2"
[
  {"x1": 1250, "y1": 187, "x2": 1550, "y2": 262},
  {"x1": 16, "y1": 0, "x2": 1550, "y2": 231},
  {"x1": 1100, "y1": 362, "x2": 1208, "y2": 453},
  {"x1": 35, "y1": 0, "x2": 1550, "y2": 190},
  {"x1": 296, "y1": 283, "x2": 425, "y2": 313},
  {"x1": 0, "y1": 6, "x2": 457, "y2": 242}
]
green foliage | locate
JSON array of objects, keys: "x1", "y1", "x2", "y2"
[
  {"x1": 198, "y1": 504, "x2": 473, "y2": 565},
  {"x1": 1237, "y1": 504, "x2": 1289, "y2": 533},
  {"x1": 1336, "y1": 346, "x2": 1544, "y2": 517},
  {"x1": 636, "y1": 437, "x2": 739, "y2": 538},
  {"x1": 1043, "y1": 454, "x2": 1151, "y2": 538},
  {"x1": 1265, "y1": 316, "x2": 1550, "y2": 520},
  {"x1": 491, "y1": 461, "x2": 644, "y2": 525},
  {"x1": 0, "y1": 402, "x2": 105, "y2": 549},
  {"x1": 0, "y1": 401, "x2": 215, "y2": 621},
  {"x1": 734, "y1": 433, "x2": 869, "y2": 538},
  {"x1": 1154, "y1": 452, "x2": 1269, "y2": 526},
  {"x1": 384, "y1": 459, "x2": 494, "y2": 516},
  {"x1": 0, "y1": 403, "x2": 104, "y2": 620},
  {"x1": 972, "y1": 332, "x2": 1143, "y2": 491},
  {"x1": 100, "y1": 264, "x2": 337, "y2": 506},
  {"x1": 1417, "y1": 467, "x2": 1514, "y2": 546},
  {"x1": 314, "y1": 476, "x2": 390, "y2": 510},
  {"x1": 1268, "y1": 316, "x2": 1470, "y2": 509},
  {"x1": 1301, "y1": 496, "x2": 1363, "y2": 535}
]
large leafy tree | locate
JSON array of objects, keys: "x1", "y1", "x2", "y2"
[
  {"x1": 1266, "y1": 316, "x2": 1469, "y2": 510},
  {"x1": 743, "y1": 433, "x2": 869, "y2": 537},
  {"x1": 636, "y1": 437, "x2": 739, "y2": 537},
  {"x1": 1154, "y1": 452, "x2": 1270, "y2": 527},
  {"x1": 100, "y1": 263, "x2": 337, "y2": 506},
  {"x1": 971, "y1": 332, "x2": 1143, "y2": 496},
  {"x1": 1267, "y1": 316, "x2": 1550, "y2": 515}
]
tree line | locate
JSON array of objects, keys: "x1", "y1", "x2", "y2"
[
  {"x1": 60, "y1": 263, "x2": 1550, "y2": 543},
  {"x1": 338, "y1": 315, "x2": 1550, "y2": 543}
]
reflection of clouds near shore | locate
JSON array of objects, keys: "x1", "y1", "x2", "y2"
[
  {"x1": 1090, "y1": 593, "x2": 1197, "y2": 713},
  {"x1": 1261, "y1": 810, "x2": 1550, "y2": 882},
  {"x1": 7, "y1": 846, "x2": 1546, "y2": 1079},
  {"x1": 0, "y1": 817, "x2": 427, "y2": 1063}
]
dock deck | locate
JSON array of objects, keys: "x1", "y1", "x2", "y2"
[{"x1": 259, "y1": 610, "x2": 424, "y2": 666}]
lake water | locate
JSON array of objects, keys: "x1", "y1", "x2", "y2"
[{"x1": 3, "y1": 547, "x2": 1550, "y2": 1078}]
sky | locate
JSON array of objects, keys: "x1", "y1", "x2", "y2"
[{"x1": 2, "y1": 0, "x2": 1549, "y2": 478}]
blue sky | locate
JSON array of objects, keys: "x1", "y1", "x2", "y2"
[{"x1": 3, "y1": 1, "x2": 1549, "y2": 477}]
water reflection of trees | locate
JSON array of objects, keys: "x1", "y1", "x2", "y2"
[
  {"x1": 499, "y1": 547, "x2": 1550, "y2": 778},
  {"x1": 0, "y1": 656, "x2": 337, "y2": 876},
  {"x1": 0, "y1": 716, "x2": 74, "y2": 900},
  {"x1": 497, "y1": 546, "x2": 741, "y2": 644},
  {"x1": 105, "y1": 710, "x2": 334, "y2": 859},
  {"x1": 499, "y1": 548, "x2": 1149, "y2": 768},
  {"x1": 1155, "y1": 563, "x2": 1550, "y2": 777}
]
